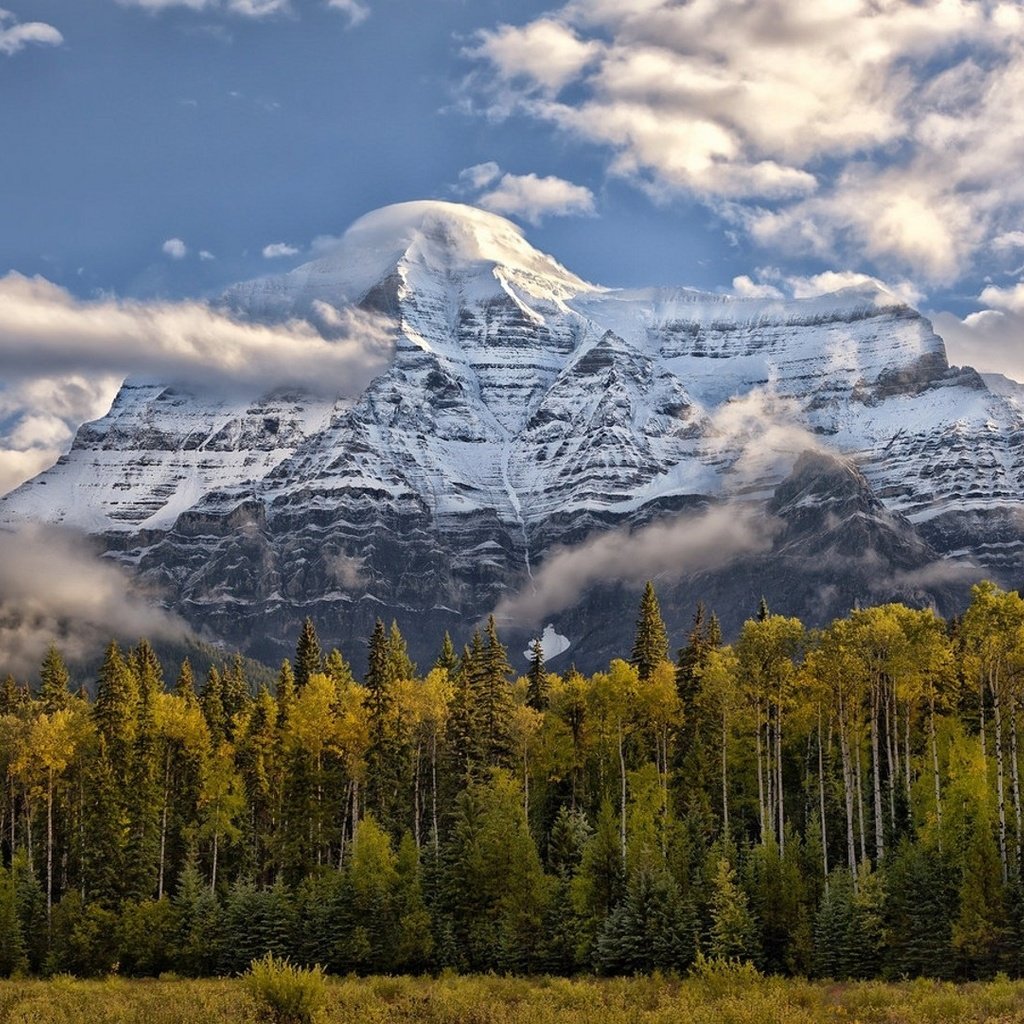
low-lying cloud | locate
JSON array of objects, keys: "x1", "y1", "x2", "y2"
[
  {"x1": 0, "y1": 525, "x2": 188, "y2": 678},
  {"x1": 0, "y1": 272, "x2": 395, "y2": 495},
  {"x1": 495, "y1": 503, "x2": 778, "y2": 625}
]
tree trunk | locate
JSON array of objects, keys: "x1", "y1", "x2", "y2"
[
  {"x1": 930, "y1": 689, "x2": 943, "y2": 848},
  {"x1": 431, "y1": 730, "x2": 439, "y2": 854},
  {"x1": 721, "y1": 705, "x2": 729, "y2": 839},
  {"x1": 1010, "y1": 698, "x2": 1022, "y2": 873},
  {"x1": 46, "y1": 767, "x2": 54, "y2": 923},
  {"x1": 884, "y1": 686, "x2": 897, "y2": 833},
  {"x1": 618, "y1": 719, "x2": 627, "y2": 865},
  {"x1": 413, "y1": 738, "x2": 422, "y2": 850},
  {"x1": 871, "y1": 681, "x2": 885, "y2": 863},
  {"x1": 211, "y1": 830, "x2": 218, "y2": 893},
  {"x1": 755, "y1": 701, "x2": 767, "y2": 845},
  {"x1": 992, "y1": 668, "x2": 1009, "y2": 883},
  {"x1": 776, "y1": 698, "x2": 785, "y2": 855},
  {"x1": 838, "y1": 695, "x2": 857, "y2": 878},
  {"x1": 158, "y1": 745, "x2": 171, "y2": 900},
  {"x1": 818, "y1": 709, "x2": 829, "y2": 886}
]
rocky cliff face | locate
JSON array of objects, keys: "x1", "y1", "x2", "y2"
[{"x1": 3, "y1": 201, "x2": 1021, "y2": 670}]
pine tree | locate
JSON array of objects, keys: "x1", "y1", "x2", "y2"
[
  {"x1": 275, "y1": 660, "x2": 296, "y2": 726},
  {"x1": 172, "y1": 859, "x2": 222, "y2": 977},
  {"x1": 221, "y1": 654, "x2": 251, "y2": 729},
  {"x1": 38, "y1": 643, "x2": 72, "y2": 714},
  {"x1": 757, "y1": 596, "x2": 771, "y2": 621},
  {"x1": 294, "y1": 617, "x2": 323, "y2": 690},
  {"x1": 388, "y1": 620, "x2": 415, "y2": 681},
  {"x1": 94, "y1": 640, "x2": 139, "y2": 759},
  {"x1": 708, "y1": 857, "x2": 760, "y2": 964},
  {"x1": 434, "y1": 632, "x2": 458, "y2": 674},
  {"x1": 324, "y1": 648, "x2": 355, "y2": 689},
  {"x1": 630, "y1": 581, "x2": 669, "y2": 682},
  {"x1": 477, "y1": 616, "x2": 515, "y2": 767},
  {"x1": 365, "y1": 619, "x2": 397, "y2": 824},
  {"x1": 175, "y1": 658, "x2": 197, "y2": 702},
  {"x1": 0, "y1": 864, "x2": 27, "y2": 977},
  {"x1": 201, "y1": 666, "x2": 226, "y2": 744},
  {"x1": 526, "y1": 639, "x2": 548, "y2": 711}
]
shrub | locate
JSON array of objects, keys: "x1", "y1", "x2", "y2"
[{"x1": 243, "y1": 953, "x2": 326, "y2": 1024}]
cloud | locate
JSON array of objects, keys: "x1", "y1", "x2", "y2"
[
  {"x1": 115, "y1": 0, "x2": 290, "y2": 16},
  {"x1": 731, "y1": 275, "x2": 783, "y2": 300},
  {"x1": 326, "y1": 0, "x2": 368, "y2": 26},
  {"x1": 457, "y1": 162, "x2": 595, "y2": 225},
  {"x1": 469, "y1": 18, "x2": 601, "y2": 93},
  {"x1": 468, "y1": 0, "x2": 1024, "y2": 282},
  {"x1": 162, "y1": 237, "x2": 188, "y2": 260},
  {"x1": 979, "y1": 281, "x2": 1024, "y2": 315},
  {"x1": 732, "y1": 268, "x2": 922, "y2": 307},
  {"x1": 0, "y1": 273, "x2": 396, "y2": 495},
  {"x1": 262, "y1": 242, "x2": 299, "y2": 259},
  {"x1": 495, "y1": 502, "x2": 777, "y2": 625},
  {"x1": 0, "y1": 9, "x2": 62, "y2": 56},
  {"x1": 199, "y1": 250, "x2": 216, "y2": 261},
  {"x1": 0, "y1": 525, "x2": 188, "y2": 677},
  {"x1": 932, "y1": 307, "x2": 1024, "y2": 381}
]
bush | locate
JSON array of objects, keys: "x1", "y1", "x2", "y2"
[{"x1": 243, "y1": 953, "x2": 326, "y2": 1024}]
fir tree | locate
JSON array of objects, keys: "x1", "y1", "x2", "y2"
[
  {"x1": 38, "y1": 643, "x2": 71, "y2": 714},
  {"x1": 201, "y1": 666, "x2": 226, "y2": 744},
  {"x1": 294, "y1": 617, "x2": 323, "y2": 690},
  {"x1": 275, "y1": 660, "x2": 296, "y2": 726},
  {"x1": 0, "y1": 864, "x2": 27, "y2": 977},
  {"x1": 708, "y1": 857, "x2": 760, "y2": 965},
  {"x1": 387, "y1": 620, "x2": 415, "y2": 681},
  {"x1": 630, "y1": 581, "x2": 669, "y2": 682},
  {"x1": 526, "y1": 638, "x2": 548, "y2": 711},
  {"x1": 175, "y1": 658, "x2": 197, "y2": 702},
  {"x1": 434, "y1": 632, "x2": 458, "y2": 675}
]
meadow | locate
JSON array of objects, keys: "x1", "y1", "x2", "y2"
[{"x1": 4, "y1": 969, "x2": 1024, "y2": 1024}]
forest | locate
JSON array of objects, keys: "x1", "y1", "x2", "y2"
[{"x1": 1, "y1": 580, "x2": 1023, "y2": 982}]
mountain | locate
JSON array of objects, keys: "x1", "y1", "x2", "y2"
[{"x1": 3, "y1": 201, "x2": 1021, "y2": 670}]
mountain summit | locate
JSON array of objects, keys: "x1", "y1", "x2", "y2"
[{"x1": 2, "y1": 202, "x2": 1021, "y2": 668}]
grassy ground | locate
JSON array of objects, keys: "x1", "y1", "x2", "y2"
[{"x1": 4, "y1": 970, "x2": 1024, "y2": 1024}]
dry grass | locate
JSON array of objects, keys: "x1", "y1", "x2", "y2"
[{"x1": 3, "y1": 969, "x2": 1024, "y2": 1024}]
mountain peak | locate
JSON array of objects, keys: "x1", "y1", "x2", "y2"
[{"x1": 226, "y1": 200, "x2": 598, "y2": 319}]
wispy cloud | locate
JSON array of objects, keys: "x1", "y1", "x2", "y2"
[
  {"x1": 262, "y1": 242, "x2": 299, "y2": 259},
  {"x1": 457, "y1": 161, "x2": 595, "y2": 225},
  {"x1": 326, "y1": 0, "x2": 368, "y2": 26},
  {"x1": 0, "y1": 273, "x2": 396, "y2": 494},
  {"x1": 0, "y1": 525, "x2": 187, "y2": 677},
  {"x1": 0, "y1": 8, "x2": 62, "y2": 56},
  {"x1": 162, "y1": 237, "x2": 188, "y2": 260},
  {"x1": 495, "y1": 503, "x2": 778, "y2": 625}
]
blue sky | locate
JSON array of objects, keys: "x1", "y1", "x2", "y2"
[{"x1": 2, "y1": 0, "x2": 1024, "y2": 492}]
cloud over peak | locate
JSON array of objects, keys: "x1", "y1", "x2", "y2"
[{"x1": 457, "y1": 162, "x2": 595, "y2": 225}]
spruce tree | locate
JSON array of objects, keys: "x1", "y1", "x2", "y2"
[
  {"x1": 630, "y1": 581, "x2": 669, "y2": 682},
  {"x1": 0, "y1": 864, "x2": 27, "y2": 977},
  {"x1": 526, "y1": 638, "x2": 548, "y2": 711},
  {"x1": 275, "y1": 659, "x2": 296, "y2": 726},
  {"x1": 477, "y1": 616, "x2": 515, "y2": 767},
  {"x1": 201, "y1": 666, "x2": 226, "y2": 744},
  {"x1": 387, "y1": 620, "x2": 415, "y2": 681},
  {"x1": 434, "y1": 632, "x2": 458, "y2": 674},
  {"x1": 175, "y1": 658, "x2": 197, "y2": 702},
  {"x1": 294, "y1": 617, "x2": 323, "y2": 689},
  {"x1": 708, "y1": 857, "x2": 760, "y2": 964},
  {"x1": 39, "y1": 643, "x2": 72, "y2": 714}
]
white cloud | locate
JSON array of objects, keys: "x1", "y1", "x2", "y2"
[
  {"x1": 326, "y1": 0, "x2": 368, "y2": 26},
  {"x1": 469, "y1": 0, "x2": 1024, "y2": 282},
  {"x1": 199, "y1": 249, "x2": 216, "y2": 261},
  {"x1": 458, "y1": 162, "x2": 502, "y2": 191},
  {"x1": 162, "y1": 237, "x2": 188, "y2": 259},
  {"x1": 457, "y1": 162, "x2": 595, "y2": 225},
  {"x1": 469, "y1": 18, "x2": 601, "y2": 93},
  {"x1": 932, "y1": 307, "x2": 1024, "y2": 382},
  {"x1": 115, "y1": 0, "x2": 290, "y2": 16},
  {"x1": 731, "y1": 275, "x2": 783, "y2": 300},
  {"x1": 0, "y1": 273, "x2": 396, "y2": 495},
  {"x1": 733, "y1": 267, "x2": 923, "y2": 307},
  {"x1": 0, "y1": 9, "x2": 62, "y2": 56},
  {"x1": 262, "y1": 241, "x2": 299, "y2": 259},
  {"x1": 979, "y1": 281, "x2": 1024, "y2": 315}
]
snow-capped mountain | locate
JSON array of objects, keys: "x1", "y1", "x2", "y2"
[{"x1": 3, "y1": 201, "x2": 1021, "y2": 668}]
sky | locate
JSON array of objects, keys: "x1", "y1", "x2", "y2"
[{"x1": 2, "y1": 0, "x2": 1024, "y2": 495}]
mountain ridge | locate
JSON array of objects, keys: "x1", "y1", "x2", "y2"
[{"x1": 2, "y1": 201, "x2": 1021, "y2": 669}]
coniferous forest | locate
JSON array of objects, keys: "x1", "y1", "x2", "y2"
[{"x1": 2, "y1": 581, "x2": 1024, "y2": 983}]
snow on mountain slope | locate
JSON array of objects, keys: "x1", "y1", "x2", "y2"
[{"x1": 2, "y1": 200, "x2": 1021, "y2": 666}]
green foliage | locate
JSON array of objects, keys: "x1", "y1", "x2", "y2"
[
  {"x1": 631, "y1": 581, "x2": 669, "y2": 682},
  {"x1": 243, "y1": 953, "x2": 326, "y2": 1024}
]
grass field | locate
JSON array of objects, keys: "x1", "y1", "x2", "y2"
[{"x1": 4, "y1": 969, "x2": 1024, "y2": 1024}]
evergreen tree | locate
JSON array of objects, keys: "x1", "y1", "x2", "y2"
[
  {"x1": 38, "y1": 644, "x2": 71, "y2": 714},
  {"x1": 757, "y1": 596, "x2": 771, "y2": 621},
  {"x1": 387, "y1": 620, "x2": 415, "y2": 681},
  {"x1": 176, "y1": 658, "x2": 197, "y2": 701},
  {"x1": 275, "y1": 659, "x2": 296, "y2": 726},
  {"x1": 477, "y1": 616, "x2": 515, "y2": 767},
  {"x1": 526, "y1": 638, "x2": 548, "y2": 711},
  {"x1": 294, "y1": 617, "x2": 323, "y2": 690},
  {"x1": 707, "y1": 857, "x2": 760, "y2": 965},
  {"x1": 434, "y1": 632, "x2": 458, "y2": 674},
  {"x1": 172, "y1": 859, "x2": 222, "y2": 977},
  {"x1": 0, "y1": 864, "x2": 27, "y2": 977},
  {"x1": 631, "y1": 581, "x2": 669, "y2": 682},
  {"x1": 201, "y1": 666, "x2": 226, "y2": 744},
  {"x1": 593, "y1": 868, "x2": 696, "y2": 974}
]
